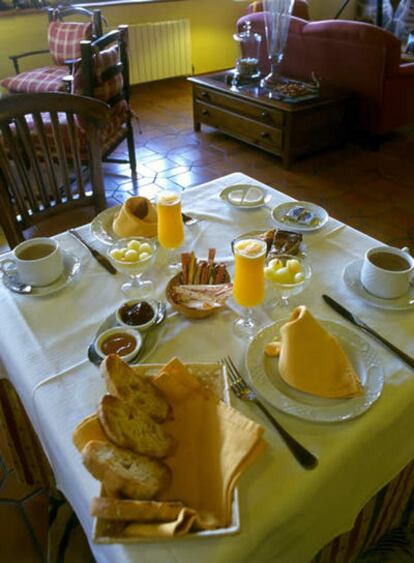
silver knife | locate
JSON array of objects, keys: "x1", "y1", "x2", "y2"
[
  {"x1": 68, "y1": 229, "x2": 117, "y2": 275},
  {"x1": 322, "y1": 294, "x2": 414, "y2": 369}
]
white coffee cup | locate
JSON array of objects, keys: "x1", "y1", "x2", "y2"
[
  {"x1": 0, "y1": 237, "x2": 64, "y2": 287},
  {"x1": 360, "y1": 246, "x2": 414, "y2": 299}
]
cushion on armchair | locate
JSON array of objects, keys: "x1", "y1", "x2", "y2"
[
  {"x1": 48, "y1": 21, "x2": 92, "y2": 65},
  {"x1": 1, "y1": 66, "x2": 68, "y2": 93}
]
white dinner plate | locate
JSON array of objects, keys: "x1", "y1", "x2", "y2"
[
  {"x1": 220, "y1": 184, "x2": 271, "y2": 209},
  {"x1": 246, "y1": 319, "x2": 384, "y2": 422},
  {"x1": 271, "y1": 201, "x2": 329, "y2": 233},
  {"x1": 343, "y1": 259, "x2": 414, "y2": 311},
  {"x1": 1, "y1": 251, "x2": 81, "y2": 297},
  {"x1": 90, "y1": 205, "x2": 122, "y2": 246}
]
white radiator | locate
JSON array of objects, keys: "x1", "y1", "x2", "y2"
[{"x1": 128, "y1": 20, "x2": 192, "y2": 84}]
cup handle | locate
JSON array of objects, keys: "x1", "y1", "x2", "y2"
[{"x1": 0, "y1": 259, "x2": 17, "y2": 276}]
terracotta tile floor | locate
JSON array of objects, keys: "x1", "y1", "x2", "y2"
[{"x1": 1, "y1": 77, "x2": 414, "y2": 560}]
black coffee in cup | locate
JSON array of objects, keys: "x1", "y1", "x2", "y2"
[
  {"x1": 369, "y1": 252, "x2": 410, "y2": 272},
  {"x1": 16, "y1": 243, "x2": 55, "y2": 261}
]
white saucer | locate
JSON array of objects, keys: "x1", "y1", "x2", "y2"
[
  {"x1": 90, "y1": 205, "x2": 122, "y2": 246},
  {"x1": 343, "y1": 259, "x2": 414, "y2": 311},
  {"x1": 271, "y1": 201, "x2": 328, "y2": 233},
  {"x1": 2, "y1": 251, "x2": 81, "y2": 297},
  {"x1": 220, "y1": 184, "x2": 271, "y2": 209}
]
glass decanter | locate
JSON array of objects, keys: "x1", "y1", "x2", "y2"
[{"x1": 233, "y1": 21, "x2": 262, "y2": 83}]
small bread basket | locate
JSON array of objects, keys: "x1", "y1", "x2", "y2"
[{"x1": 166, "y1": 269, "x2": 231, "y2": 319}]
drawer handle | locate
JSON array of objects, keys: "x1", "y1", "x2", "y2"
[
  {"x1": 260, "y1": 131, "x2": 270, "y2": 139},
  {"x1": 261, "y1": 111, "x2": 270, "y2": 120},
  {"x1": 201, "y1": 109, "x2": 209, "y2": 116},
  {"x1": 200, "y1": 91, "x2": 210, "y2": 99}
]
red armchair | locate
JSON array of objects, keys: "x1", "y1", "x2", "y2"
[{"x1": 237, "y1": 12, "x2": 414, "y2": 135}]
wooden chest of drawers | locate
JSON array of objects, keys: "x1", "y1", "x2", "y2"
[{"x1": 188, "y1": 72, "x2": 349, "y2": 168}]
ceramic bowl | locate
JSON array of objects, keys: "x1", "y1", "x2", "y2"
[
  {"x1": 94, "y1": 327, "x2": 142, "y2": 362},
  {"x1": 115, "y1": 299, "x2": 158, "y2": 331}
]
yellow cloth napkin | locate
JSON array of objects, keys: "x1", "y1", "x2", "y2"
[
  {"x1": 73, "y1": 358, "x2": 266, "y2": 538},
  {"x1": 277, "y1": 306, "x2": 363, "y2": 398},
  {"x1": 112, "y1": 196, "x2": 157, "y2": 238}
]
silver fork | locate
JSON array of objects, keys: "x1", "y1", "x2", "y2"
[{"x1": 223, "y1": 356, "x2": 318, "y2": 470}]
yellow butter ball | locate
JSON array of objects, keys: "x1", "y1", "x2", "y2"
[
  {"x1": 274, "y1": 267, "x2": 294, "y2": 284},
  {"x1": 138, "y1": 251, "x2": 151, "y2": 261},
  {"x1": 268, "y1": 258, "x2": 283, "y2": 271},
  {"x1": 139, "y1": 243, "x2": 152, "y2": 255},
  {"x1": 124, "y1": 249, "x2": 139, "y2": 262},
  {"x1": 110, "y1": 249, "x2": 124, "y2": 261},
  {"x1": 287, "y1": 259, "x2": 301, "y2": 274},
  {"x1": 127, "y1": 240, "x2": 141, "y2": 251},
  {"x1": 294, "y1": 272, "x2": 305, "y2": 284}
]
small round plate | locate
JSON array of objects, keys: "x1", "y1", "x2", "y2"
[
  {"x1": 90, "y1": 205, "x2": 122, "y2": 246},
  {"x1": 343, "y1": 259, "x2": 414, "y2": 311},
  {"x1": 271, "y1": 201, "x2": 328, "y2": 233},
  {"x1": 1, "y1": 251, "x2": 81, "y2": 297},
  {"x1": 246, "y1": 319, "x2": 384, "y2": 422},
  {"x1": 220, "y1": 184, "x2": 271, "y2": 209},
  {"x1": 232, "y1": 230, "x2": 306, "y2": 256}
]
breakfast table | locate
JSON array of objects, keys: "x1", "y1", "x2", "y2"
[{"x1": 0, "y1": 171, "x2": 414, "y2": 563}]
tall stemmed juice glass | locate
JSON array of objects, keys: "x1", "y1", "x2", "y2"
[
  {"x1": 157, "y1": 191, "x2": 185, "y2": 273},
  {"x1": 233, "y1": 237, "x2": 267, "y2": 337}
]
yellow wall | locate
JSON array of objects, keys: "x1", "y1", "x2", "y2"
[{"x1": 0, "y1": 0, "x2": 357, "y2": 81}]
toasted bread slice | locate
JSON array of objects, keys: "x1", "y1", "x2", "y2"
[
  {"x1": 101, "y1": 355, "x2": 171, "y2": 422},
  {"x1": 83, "y1": 441, "x2": 171, "y2": 500},
  {"x1": 98, "y1": 395, "x2": 175, "y2": 458},
  {"x1": 72, "y1": 413, "x2": 108, "y2": 453},
  {"x1": 91, "y1": 497, "x2": 183, "y2": 522}
]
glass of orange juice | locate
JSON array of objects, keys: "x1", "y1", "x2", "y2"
[
  {"x1": 156, "y1": 191, "x2": 185, "y2": 273},
  {"x1": 232, "y1": 236, "x2": 267, "y2": 337}
]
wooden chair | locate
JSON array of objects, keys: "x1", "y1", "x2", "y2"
[
  {"x1": 1, "y1": 6, "x2": 104, "y2": 94},
  {"x1": 72, "y1": 25, "x2": 137, "y2": 175},
  {"x1": 0, "y1": 92, "x2": 110, "y2": 249}
]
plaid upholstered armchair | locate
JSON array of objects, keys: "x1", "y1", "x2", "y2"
[{"x1": 1, "y1": 6, "x2": 104, "y2": 94}]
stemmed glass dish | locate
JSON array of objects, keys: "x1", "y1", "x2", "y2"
[
  {"x1": 261, "y1": 0, "x2": 294, "y2": 89},
  {"x1": 264, "y1": 253, "x2": 312, "y2": 313},
  {"x1": 108, "y1": 237, "x2": 156, "y2": 298},
  {"x1": 232, "y1": 237, "x2": 267, "y2": 338},
  {"x1": 156, "y1": 191, "x2": 185, "y2": 273}
]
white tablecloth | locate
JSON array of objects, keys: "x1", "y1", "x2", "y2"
[{"x1": 1, "y1": 172, "x2": 413, "y2": 563}]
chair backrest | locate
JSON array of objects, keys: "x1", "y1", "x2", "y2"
[
  {"x1": 72, "y1": 26, "x2": 131, "y2": 155},
  {"x1": 75, "y1": 26, "x2": 130, "y2": 106},
  {"x1": 0, "y1": 93, "x2": 110, "y2": 249},
  {"x1": 48, "y1": 5, "x2": 105, "y2": 38}
]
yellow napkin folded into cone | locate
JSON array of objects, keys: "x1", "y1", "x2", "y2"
[
  {"x1": 276, "y1": 306, "x2": 363, "y2": 398},
  {"x1": 112, "y1": 196, "x2": 157, "y2": 238},
  {"x1": 74, "y1": 358, "x2": 266, "y2": 538}
]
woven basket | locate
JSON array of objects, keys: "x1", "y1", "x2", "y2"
[{"x1": 166, "y1": 271, "x2": 231, "y2": 319}]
